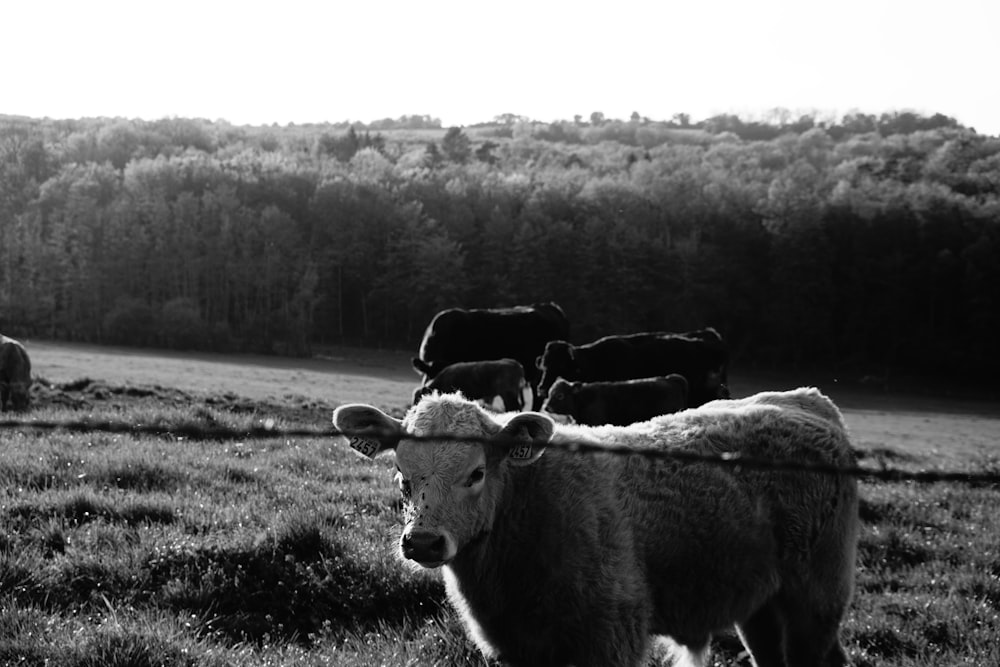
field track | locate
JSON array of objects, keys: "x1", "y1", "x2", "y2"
[{"x1": 26, "y1": 339, "x2": 1000, "y2": 464}]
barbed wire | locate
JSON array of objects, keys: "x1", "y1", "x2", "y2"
[{"x1": 2, "y1": 417, "x2": 998, "y2": 486}]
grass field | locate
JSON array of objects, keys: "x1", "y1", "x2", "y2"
[{"x1": 2, "y1": 341, "x2": 999, "y2": 666}]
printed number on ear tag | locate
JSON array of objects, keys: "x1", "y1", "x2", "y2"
[
  {"x1": 349, "y1": 436, "x2": 381, "y2": 458},
  {"x1": 509, "y1": 443, "x2": 533, "y2": 460}
]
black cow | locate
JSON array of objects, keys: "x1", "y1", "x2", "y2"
[
  {"x1": 542, "y1": 374, "x2": 689, "y2": 426},
  {"x1": 0, "y1": 334, "x2": 32, "y2": 412},
  {"x1": 536, "y1": 328, "x2": 729, "y2": 408},
  {"x1": 412, "y1": 303, "x2": 570, "y2": 410},
  {"x1": 412, "y1": 358, "x2": 526, "y2": 412}
]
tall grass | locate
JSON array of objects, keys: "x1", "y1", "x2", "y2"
[{"x1": 1, "y1": 402, "x2": 998, "y2": 666}]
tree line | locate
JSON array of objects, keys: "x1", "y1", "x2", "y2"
[{"x1": 0, "y1": 112, "x2": 997, "y2": 384}]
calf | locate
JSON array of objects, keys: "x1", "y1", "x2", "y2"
[
  {"x1": 412, "y1": 358, "x2": 526, "y2": 412},
  {"x1": 0, "y1": 334, "x2": 32, "y2": 412},
  {"x1": 542, "y1": 374, "x2": 688, "y2": 426},
  {"x1": 333, "y1": 387, "x2": 858, "y2": 667}
]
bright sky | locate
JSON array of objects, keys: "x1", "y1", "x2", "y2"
[{"x1": 3, "y1": 0, "x2": 999, "y2": 136}]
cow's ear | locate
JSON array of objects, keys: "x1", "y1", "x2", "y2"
[
  {"x1": 496, "y1": 412, "x2": 554, "y2": 466},
  {"x1": 332, "y1": 404, "x2": 403, "y2": 459}
]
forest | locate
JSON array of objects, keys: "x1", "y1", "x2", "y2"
[{"x1": 0, "y1": 110, "x2": 998, "y2": 385}]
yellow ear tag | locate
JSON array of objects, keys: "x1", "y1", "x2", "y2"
[
  {"x1": 509, "y1": 443, "x2": 533, "y2": 460},
  {"x1": 349, "y1": 435, "x2": 381, "y2": 458}
]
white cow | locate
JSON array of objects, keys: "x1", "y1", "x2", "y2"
[{"x1": 333, "y1": 387, "x2": 859, "y2": 667}]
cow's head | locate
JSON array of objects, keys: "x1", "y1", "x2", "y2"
[
  {"x1": 705, "y1": 369, "x2": 730, "y2": 400},
  {"x1": 540, "y1": 378, "x2": 576, "y2": 418},
  {"x1": 333, "y1": 393, "x2": 554, "y2": 569},
  {"x1": 536, "y1": 340, "x2": 574, "y2": 400},
  {"x1": 411, "y1": 385, "x2": 433, "y2": 406},
  {"x1": 411, "y1": 357, "x2": 441, "y2": 382}
]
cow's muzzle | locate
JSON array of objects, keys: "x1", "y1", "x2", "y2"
[{"x1": 401, "y1": 528, "x2": 449, "y2": 567}]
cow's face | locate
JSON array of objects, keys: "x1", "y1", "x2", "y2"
[
  {"x1": 705, "y1": 370, "x2": 730, "y2": 399},
  {"x1": 333, "y1": 394, "x2": 554, "y2": 569},
  {"x1": 540, "y1": 378, "x2": 575, "y2": 417},
  {"x1": 394, "y1": 436, "x2": 493, "y2": 567}
]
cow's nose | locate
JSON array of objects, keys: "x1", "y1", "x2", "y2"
[{"x1": 401, "y1": 529, "x2": 448, "y2": 564}]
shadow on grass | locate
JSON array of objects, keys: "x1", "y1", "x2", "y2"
[
  {"x1": 142, "y1": 517, "x2": 445, "y2": 645},
  {"x1": 7, "y1": 491, "x2": 176, "y2": 527}
]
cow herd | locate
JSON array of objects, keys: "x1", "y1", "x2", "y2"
[
  {"x1": 409, "y1": 302, "x2": 732, "y2": 427},
  {"x1": 6, "y1": 313, "x2": 861, "y2": 667},
  {"x1": 335, "y1": 302, "x2": 860, "y2": 667}
]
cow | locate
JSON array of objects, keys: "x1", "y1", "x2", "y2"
[
  {"x1": 412, "y1": 358, "x2": 526, "y2": 412},
  {"x1": 333, "y1": 387, "x2": 859, "y2": 667},
  {"x1": 0, "y1": 334, "x2": 32, "y2": 412},
  {"x1": 536, "y1": 328, "x2": 729, "y2": 409},
  {"x1": 412, "y1": 302, "x2": 570, "y2": 410},
  {"x1": 542, "y1": 374, "x2": 688, "y2": 426}
]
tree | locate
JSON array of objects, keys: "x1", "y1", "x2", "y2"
[
  {"x1": 589, "y1": 111, "x2": 606, "y2": 126},
  {"x1": 494, "y1": 113, "x2": 527, "y2": 126},
  {"x1": 475, "y1": 141, "x2": 499, "y2": 165},
  {"x1": 424, "y1": 142, "x2": 444, "y2": 168},
  {"x1": 103, "y1": 297, "x2": 155, "y2": 345},
  {"x1": 442, "y1": 127, "x2": 472, "y2": 163},
  {"x1": 158, "y1": 297, "x2": 207, "y2": 349},
  {"x1": 671, "y1": 113, "x2": 691, "y2": 128},
  {"x1": 318, "y1": 127, "x2": 361, "y2": 162}
]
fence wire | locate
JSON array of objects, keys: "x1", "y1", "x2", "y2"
[{"x1": 2, "y1": 417, "x2": 998, "y2": 486}]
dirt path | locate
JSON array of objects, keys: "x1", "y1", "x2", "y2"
[
  {"x1": 25, "y1": 340, "x2": 1000, "y2": 463},
  {"x1": 29, "y1": 340, "x2": 418, "y2": 411}
]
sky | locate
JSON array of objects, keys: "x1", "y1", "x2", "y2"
[{"x1": 3, "y1": 0, "x2": 999, "y2": 136}]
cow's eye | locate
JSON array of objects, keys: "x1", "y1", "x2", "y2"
[{"x1": 465, "y1": 467, "x2": 485, "y2": 487}]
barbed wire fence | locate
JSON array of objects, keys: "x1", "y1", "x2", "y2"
[{"x1": 1, "y1": 417, "x2": 998, "y2": 486}]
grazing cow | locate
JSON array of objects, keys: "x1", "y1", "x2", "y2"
[
  {"x1": 0, "y1": 334, "x2": 32, "y2": 412},
  {"x1": 536, "y1": 328, "x2": 729, "y2": 408},
  {"x1": 413, "y1": 358, "x2": 526, "y2": 412},
  {"x1": 333, "y1": 388, "x2": 859, "y2": 667},
  {"x1": 412, "y1": 303, "x2": 570, "y2": 410},
  {"x1": 542, "y1": 374, "x2": 688, "y2": 426}
]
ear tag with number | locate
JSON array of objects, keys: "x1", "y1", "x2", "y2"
[
  {"x1": 509, "y1": 442, "x2": 533, "y2": 460},
  {"x1": 349, "y1": 435, "x2": 381, "y2": 458}
]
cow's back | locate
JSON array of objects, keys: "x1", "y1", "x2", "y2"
[
  {"x1": 616, "y1": 389, "x2": 857, "y2": 638},
  {"x1": 0, "y1": 335, "x2": 31, "y2": 381},
  {"x1": 568, "y1": 333, "x2": 727, "y2": 406},
  {"x1": 417, "y1": 304, "x2": 569, "y2": 383}
]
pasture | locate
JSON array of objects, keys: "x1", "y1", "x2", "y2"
[{"x1": 1, "y1": 341, "x2": 999, "y2": 666}]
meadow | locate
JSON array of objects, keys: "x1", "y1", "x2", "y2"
[{"x1": 1, "y1": 342, "x2": 999, "y2": 666}]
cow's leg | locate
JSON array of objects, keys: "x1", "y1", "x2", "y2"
[
  {"x1": 530, "y1": 383, "x2": 543, "y2": 411},
  {"x1": 0, "y1": 385, "x2": 8, "y2": 412},
  {"x1": 575, "y1": 606, "x2": 650, "y2": 667},
  {"x1": 735, "y1": 599, "x2": 786, "y2": 667},
  {"x1": 501, "y1": 391, "x2": 520, "y2": 412},
  {"x1": 779, "y1": 595, "x2": 848, "y2": 667}
]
